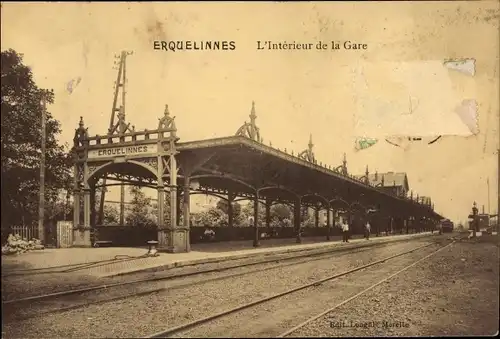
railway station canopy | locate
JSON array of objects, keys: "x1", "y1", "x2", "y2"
[{"x1": 71, "y1": 101, "x2": 443, "y2": 252}]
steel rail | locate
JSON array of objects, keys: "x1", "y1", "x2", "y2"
[
  {"x1": 144, "y1": 241, "x2": 439, "y2": 338},
  {"x1": 277, "y1": 240, "x2": 456, "y2": 337},
  {"x1": 3, "y1": 236, "x2": 415, "y2": 306},
  {"x1": 4, "y1": 245, "x2": 381, "y2": 323},
  {"x1": 5, "y1": 240, "x2": 423, "y2": 324}
]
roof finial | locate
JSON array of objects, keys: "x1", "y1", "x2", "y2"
[
  {"x1": 342, "y1": 153, "x2": 348, "y2": 175},
  {"x1": 158, "y1": 104, "x2": 176, "y2": 132},
  {"x1": 250, "y1": 101, "x2": 256, "y2": 122},
  {"x1": 364, "y1": 165, "x2": 370, "y2": 185},
  {"x1": 235, "y1": 101, "x2": 261, "y2": 142},
  {"x1": 74, "y1": 116, "x2": 89, "y2": 147},
  {"x1": 297, "y1": 134, "x2": 315, "y2": 163}
]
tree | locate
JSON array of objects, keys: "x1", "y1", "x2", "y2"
[
  {"x1": 192, "y1": 199, "x2": 293, "y2": 228},
  {"x1": 193, "y1": 206, "x2": 228, "y2": 228},
  {"x1": 269, "y1": 203, "x2": 292, "y2": 228},
  {"x1": 216, "y1": 199, "x2": 243, "y2": 226},
  {"x1": 240, "y1": 201, "x2": 267, "y2": 227},
  {"x1": 216, "y1": 199, "x2": 228, "y2": 213},
  {"x1": 45, "y1": 190, "x2": 71, "y2": 221},
  {"x1": 93, "y1": 188, "x2": 120, "y2": 225},
  {"x1": 271, "y1": 204, "x2": 292, "y2": 221},
  {"x1": 102, "y1": 205, "x2": 120, "y2": 225},
  {"x1": 1, "y1": 49, "x2": 72, "y2": 234},
  {"x1": 125, "y1": 186, "x2": 156, "y2": 227}
]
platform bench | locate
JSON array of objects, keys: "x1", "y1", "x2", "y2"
[{"x1": 93, "y1": 240, "x2": 113, "y2": 248}]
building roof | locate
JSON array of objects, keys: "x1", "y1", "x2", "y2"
[{"x1": 354, "y1": 171, "x2": 409, "y2": 191}]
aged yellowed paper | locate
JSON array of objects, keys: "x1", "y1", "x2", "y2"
[{"x1": 1, "y1": 2, "x2": 498, "y2": 338}]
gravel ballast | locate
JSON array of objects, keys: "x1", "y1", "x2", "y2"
[
  {"x1": 291, "y1": 237, "x2": 499, "y2": 337},
  {"x1": 3, "y1": 240, "x2": 434, "y2": 338},
  {"x1": 3, "y1": 244, "x2": 382, "y2": 321},
  {"x1": 1, "y1": 235, "x2": 413, "y2": 301},
  {"x1": 172, "y1": 243, "x2": 444, "y2": 338}
]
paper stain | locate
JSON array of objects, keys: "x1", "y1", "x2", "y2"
[
  {"x1": 428, "y1": 136, "x2": 442, "y2": 144},
  {"x1": 384, "y1": 136, "x2": 443, "y2": 148},
  {"x1": 66, "y1": 77, "x2": 82, "y2": 94},
  {"x1": 82, "y1": 41, "x2": 90, "y2": 69},
  {"x1": 384, "y1": 137, "x2": 413, "y2": 150},
  {"x1": 354, "y1": 137, "x2": 378, "y2": 151},
  {"x1": 353, "y1": 60, "x2": 478, "y2": 138},
  {"x1": 444, "y1": 58, "x2": 476, "y2": 76},
  {"x1": 146, "y1": 20, "x2": 167, "y2": 40},
  {"x1": 138, "y1": 10, "x2": 169, "y2": 79},
  {"x1": 454, "y1": 99, "x2": 479, "y2": 135}
]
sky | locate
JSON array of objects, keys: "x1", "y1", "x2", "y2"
[{"x1": 1, "y1": 2, "x2": 499, "y2": 224}]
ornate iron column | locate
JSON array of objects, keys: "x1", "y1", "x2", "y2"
[
  {"x1": 168, "y1": 146, "x2": 179, "y2": 250},
  {"x1": 72, "y1": 164, "x2": 81, "y2": 242},
  {"x1": 326, "y1": 206, "x2": 331, "y2": 241},
  {"x1": 294, "y1": 197, "x2": 302, "y2": 243},
  {"x1": 265, "y1": 198, "x2": 272, "y2": 230},
  {"x1": 72, "y1": 117, "x2": 92, "y2": 247},
  {"x1": 156, "y1": 182, "x2": 165, "y2": 244},
  {"x1": 228, "y1": 191, "x2": 235, "y2": 227},
  {"x1": 176, "y1": 187, "x2": 182, "y2": 225},
  {"x1": 183, "y1": 176, "x2": 191, "y2": 252},
  {"x1": 75, "y1": 165, "x2": 92, "y2": 247},
  {"x1": 90, "y1": 182, "x2": 96, "y2": 230},
  {"x1": 253, "y1": 192, "x2": 260, "y2": 247},
  {"x1": 156, "y1": 105, "x2": 189, "y2": 253}
]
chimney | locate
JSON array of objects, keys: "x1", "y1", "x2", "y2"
[{"x1": 375, "y1": 171, "x2": 378, "y2": 180}]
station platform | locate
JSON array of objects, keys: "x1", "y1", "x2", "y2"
[{"x1": 1, "y1": 232, "x2": 435, "y2": 278}]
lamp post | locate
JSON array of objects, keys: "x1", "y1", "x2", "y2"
[{"x1": 470, "y1": 201, "x2": 478, "y2": 238}]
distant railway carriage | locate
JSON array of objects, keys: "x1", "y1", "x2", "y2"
[{"x1": 440, "y1": 219, "x2": 454, "y2": 233}]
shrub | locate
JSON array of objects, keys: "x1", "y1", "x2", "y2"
[{"x1": 1, "y1": 233, "x2": 44, "y2": 255}]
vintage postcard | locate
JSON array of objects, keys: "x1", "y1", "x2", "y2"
[{"x1": 1, "y1": 2, "x2": 498, "y2": 338}]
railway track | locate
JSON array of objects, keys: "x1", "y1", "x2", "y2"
[
  {"x1": 144, "y1": 239, "x2": 456, "y2": 338},
  {"x1": 3, "y1": 238, "x2": 417, "y2": 322},
  {"x1": 3, "y1": 233, "x2": 434, "y2": 306}
]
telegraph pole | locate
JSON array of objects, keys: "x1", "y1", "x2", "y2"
[
  {"x1": 487, "y1": 177, "x2": 490, "y2": 215},
  {"x1": 98, "y1": 51, "x2": 134, "y2": 225},
  {"x1": 38, "y1": 98, "x2": 47, "y2": 243},
  {"x1": 119, "y1": 52, "x2": 128, "y2": 225}
]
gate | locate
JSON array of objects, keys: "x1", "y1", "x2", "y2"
[{"x1": 57, "y1": 221, "x2": 73, "y2": 248}]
